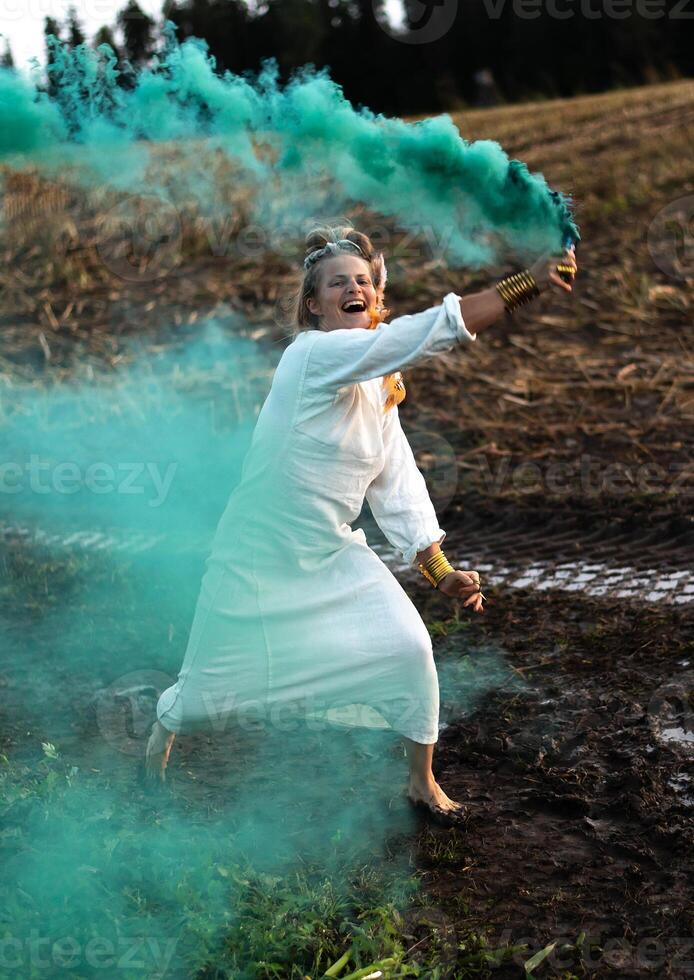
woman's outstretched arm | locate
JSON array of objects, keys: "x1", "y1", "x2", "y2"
[
  {"x1": 457, "y1": 286, "x2": 506, "y2": 336},
  {"x1": 461, "y1": 246, "x2": 578, "y2": 335},
  {"x1": 301, "y1": 247, "x2": 578, "y2": 391}
]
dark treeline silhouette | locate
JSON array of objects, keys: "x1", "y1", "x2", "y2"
[{"x1": 37, "y1": 0, "x2": 693, "y2": 114}]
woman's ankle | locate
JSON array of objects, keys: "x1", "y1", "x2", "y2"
[{"x1": 408, "y1": 773, "x2": 437, "y2": 795}]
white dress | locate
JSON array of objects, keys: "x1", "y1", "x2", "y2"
[{"x1": 156, "y1": 293, "x2": 476, "y2": 744}]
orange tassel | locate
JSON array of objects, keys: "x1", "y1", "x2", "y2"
[{"x1": 366, "y1": 305, "x2": 406, "y2": 413}]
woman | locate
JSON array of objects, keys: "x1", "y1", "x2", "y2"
[{"x1": 146, "y1": 225, "x2": 577, "y2": 826}]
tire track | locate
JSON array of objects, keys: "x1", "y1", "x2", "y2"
[{"x1": 3, "y1": 514, "x2": 692, "y2": 604}]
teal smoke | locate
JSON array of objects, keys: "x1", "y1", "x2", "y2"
[
  {"x1": 0, "y1": 28, "x2": 555, "y2": 975},
  {"x1": 1, "y1": 25, "x2": 578, "y2": 264}
]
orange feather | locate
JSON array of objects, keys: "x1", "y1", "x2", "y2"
[{"x1": 366, "y1": 305, "x2": 406, "y2": 413}]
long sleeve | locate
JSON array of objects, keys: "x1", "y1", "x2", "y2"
[
  {"x1": 365, "y1": 404, "x2": 446, "y2": 568},
  {"x1": 303, "y1": 293, "x2": 476, "y2": 392}
]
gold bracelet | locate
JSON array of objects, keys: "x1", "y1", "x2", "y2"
[
  {"x1": 417, "y1": 549, "x2": 455, "y2": 589},
  {"x1": 495, "y1": 269, "x2": 540, "y2": 314},
  {"x1": 555, "y1": 262, "x2": 575, "y2": 283}
]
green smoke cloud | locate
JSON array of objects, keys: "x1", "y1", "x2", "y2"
[
  {"x1": 1, "y1": 31, "x2": 553, "y2": 973},
  {"x1": 0, "y1": 319, "x2": 527, "y2": 976},
  {"x1": 1, "y1": 26, "x2": 578, "y2": 266}
]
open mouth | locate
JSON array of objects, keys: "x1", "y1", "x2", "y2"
[{"x1": 341, "y1": 300, "x2": 366, "y2": 314}]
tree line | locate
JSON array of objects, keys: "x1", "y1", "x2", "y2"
[{"x1": 2, "y1": 0, "x2": 690, "y2": 114}]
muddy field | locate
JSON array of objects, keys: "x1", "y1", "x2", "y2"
[
  {"x1": 1, "y1": 79, "x2": 693, "y2": 977},
  {"x1": 1, "y1": 563, "x2": 691, "y2": 977},
  {"x1": 409, "y1": 573, "x2": 694, "y2": 978}
]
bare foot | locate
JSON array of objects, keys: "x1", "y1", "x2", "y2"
[
  {"x1": 144, "y1": 720, "x2": 175, "y2": 783},
  {"x1": 407, "y1": 777, "x2": 464, "y2": 814}
]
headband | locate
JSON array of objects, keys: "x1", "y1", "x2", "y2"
[{"x1": 303, "y1": 239, "x2": 366, "y2": 270}]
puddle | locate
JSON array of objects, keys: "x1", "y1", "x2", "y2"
[
  {"x1": 668, "y1": 773, "x2": 694, "y2": 806},
  {"x1": 659, "y1": 727, "x2": 694, "y2": 745}
]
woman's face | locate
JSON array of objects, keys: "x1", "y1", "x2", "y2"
[{"x1": 306, "y1": 255, "x2": 380, "y2": 331}]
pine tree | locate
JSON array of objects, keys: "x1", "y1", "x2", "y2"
[
  {"x1": 66, "y1": 5, "x2": 86, "y2": 48},
  {"x1": 0, "y1": 38, "x2": 14, "y2": 69},
  {"x1": 94, "y1": 24, "x2": 121, "y2": 58},
  {"x1": 117, "y1": 0, "x2": 156, "y2": 68},
  {"x1": 44, "y1": 16, "x2": 62, "y2": 98}
]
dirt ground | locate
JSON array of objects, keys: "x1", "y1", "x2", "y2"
[
  {"x1": 5, "y1": 516, "x2": 689, "y2": 979},
  {"x1": 1, "y1": 78, "x2": 693, "y2": 978},
  {"x1": 1, "y1": 513, "x2": 692, "y2": 978},
  {"x1": 401, "y1": 564, "x2": 694, "y2": 978}
]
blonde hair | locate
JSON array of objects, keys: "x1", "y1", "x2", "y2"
[
  {"x1": 286, "y1": 224, "x2": 405, "y2": 412},
  {"x1": 291, "y1": 224, "x2": 387, "y2": 334}
]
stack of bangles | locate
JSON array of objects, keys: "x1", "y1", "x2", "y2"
[
  {"x1": 495, "y1": 269, "x2": 540, "y2": 312},
  {"x1": 495, "y1": 260, "x2": 576, "y2": 314},
  {"x1": 417, "y1": 550, "x2": 486, "y2": 600}
]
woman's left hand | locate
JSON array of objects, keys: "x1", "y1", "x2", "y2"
[
  {"x1": 530, "y1": 244, "x2": 578, "y2": 295},
  {"x1": 437, "y1": 570, "x2": 485, "y2": 613}
]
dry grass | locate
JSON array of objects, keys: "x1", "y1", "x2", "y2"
[{"x1": 1, "y1": 79, "x2": 692, "y2": 508}]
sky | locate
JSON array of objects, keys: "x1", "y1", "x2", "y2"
[{"x1": 0, "y1": 0, "x2": 405, "y2": 75}]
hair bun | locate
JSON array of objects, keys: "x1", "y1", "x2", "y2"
[{"x1": 304, "y1": 224, "x2": 374, "y2": 263}]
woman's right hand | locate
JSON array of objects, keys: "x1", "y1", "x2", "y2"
[
  {"x1": 530, "y1": 244, "x2": 577, "y2": 295},
  {"x1": 437, "y1": 569, "x2": 485, "y2": 613}
]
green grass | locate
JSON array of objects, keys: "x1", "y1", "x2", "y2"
[
  {"x1": 0, "y1": 747, "x2": 529, "y2": 979},
  {"x1": 426, "y1": 614, "x2": 471, "y2": 639}
]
